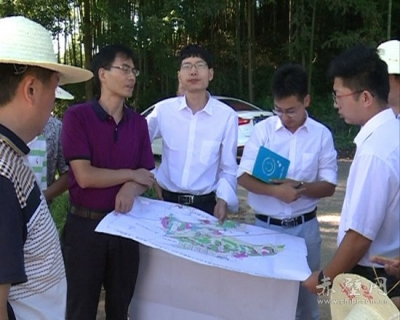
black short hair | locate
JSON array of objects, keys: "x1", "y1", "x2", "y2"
[
  {"x1": 328, "y1": 44, "x2": 389, "y2": 103},
  {"x1": 91, "y1": 44, "x2": 136, "y2": 93},
  {"x1": 178, "y1": 44, "x2": 213, "y2": 69},
  {"x1": 0, "y1": 64, "x2": 55, "y2": 107},
  {"x1": 271, "y1": 64, "x2": 308, "y2": 101}
]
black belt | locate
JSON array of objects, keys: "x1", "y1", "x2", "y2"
[
  {"x1": 162, "y1": 190, "x2": 215, "y2": 205},
  {"x1": 255, "y1": 208, "x2": 317, "y2": 227},
  {"x1": 69, "y1": 203, "x2": 111, "y2": 220}
]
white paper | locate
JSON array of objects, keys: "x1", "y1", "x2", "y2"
[{"x1": 95, "y1": 197, "x2": 311, "y2": 281}]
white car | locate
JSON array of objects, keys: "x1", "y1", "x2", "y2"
[{"x1": 142, "y1": 96, "x2": 273, "y2": 156}]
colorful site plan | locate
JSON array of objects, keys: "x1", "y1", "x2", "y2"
[{"x1": 95, "y1": 197, "x2": 311, "y2": 281}]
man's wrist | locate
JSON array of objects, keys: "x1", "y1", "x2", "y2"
[{"x1": 318, "y1": 270, "x2": 332, "y2": 289}]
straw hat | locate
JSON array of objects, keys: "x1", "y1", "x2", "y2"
[
  {"x1": 331, "y1": 273, "x2": 400, "y2": 320},
  {"x1": 0, "y1": 16, "x2": 93, "y2": 85},
  {"x1": 378, "y1": 40, "x2": 400, "y2": 75},
  {"x1": 55, "y1": 87, "x2": 74, "y2": 100}
]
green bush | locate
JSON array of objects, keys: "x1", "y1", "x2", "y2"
[{"x1": 50, "y1": 192, "x2": 68, "y2": 232}]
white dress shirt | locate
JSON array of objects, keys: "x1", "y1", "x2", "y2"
[
  {"x1": 337, "y1": 109, "x2": 400, "y2": 266},
  {"x1": 147, "y1": 95, "x2": 239, "y2": 211},
  {"x1": 238, "y1": 114, "x2": 337, "y2": 218}
]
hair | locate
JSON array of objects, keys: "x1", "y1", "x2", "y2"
[
  {"x1": 178, "y1": 44, "x2": 213, "y2": 69},
  {"x1": 327, "y1": 44, "x2": 389, "y2": 103},
  {"x1": 271, "y1": 63, "x2": 308, "y2": 101},
  {"x1": 91, "y1": 44, "x2": 136, "y2": 93},
  {"x1": 0, "y1": 64, "x2": 55, "y2": 107}
]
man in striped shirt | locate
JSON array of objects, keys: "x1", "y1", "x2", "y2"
[{"x1": 0, "y1": 16, "x2": 92, "y2": 319}]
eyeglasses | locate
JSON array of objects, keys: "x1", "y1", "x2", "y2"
[
  {"x1": 332, "y1": 90, "x2": 363, "y2": 104},
  {"x1": 180, "y1": 62, "x2": 208, "y2": 71},
  {"x1": 272, "y1": 108, "x2": 298, "y2": 118},
  {"x1": 109, "y1": 65, "x2": 140, "y2": 76}
]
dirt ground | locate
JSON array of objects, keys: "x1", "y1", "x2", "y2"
[{"x1": 97, "y1": 160, "x2": 352, "y2": 320}]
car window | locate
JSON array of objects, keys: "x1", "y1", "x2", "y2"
[{"x1": 218, "y1": 99, "x2": 259, "y2": 111}]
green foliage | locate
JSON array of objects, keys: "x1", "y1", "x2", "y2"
[{"x1": 50, "y1": 192, "x2": 68, "y2": 232}]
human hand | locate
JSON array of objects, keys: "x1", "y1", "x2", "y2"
[
  {"x1": 371, "y1": 256, "x2": 400, "y2": 279},
  {"x1": 114, "y1": 182, "x2": 136, "y2": 213},
  {"x1": 271, "y1": 180, "x2": 305, "y2": 203},
  {"x1": 132, "y1": 168, "x2": 155, "y2": 188},
  {"x1": 302, "y1": 271, "x2": 324, "y2": 295},
  {"x1": 213, "y1": 198, "x2": 228, "y2": 223}
]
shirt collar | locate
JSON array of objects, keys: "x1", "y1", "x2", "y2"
[
  {"x1": 354, "y1": 109, "x2": 396, "y2": 146},
  {"x1": 0, "y1": 124, "x2": 30, "y2": 156},
  {"x1": 92, "y1": 99, "x2": 132, "y2": 121},
  {"x1": 274, "y1": 111, "x2": 310, "y2": 132},
  {"x1": 178, "y1": 91, "x2": 213, "y2": 115}
]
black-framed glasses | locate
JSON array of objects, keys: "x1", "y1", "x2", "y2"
[
  {"x1": 180, "y1": 61, "x2": 208, "y2": 71},
  {"x1": 109, "y1": 64, "x2": 140, "y2": 76},
  {"x1": 332, "y1": 90, "x2": 364, "y2": 104}
]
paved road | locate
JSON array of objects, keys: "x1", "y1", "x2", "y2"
[{"x1": 97, "y1": 160, "x2": 352, "y2": 320}]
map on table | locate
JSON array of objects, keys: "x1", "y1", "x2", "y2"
[{"x1": 95, "y1": 197, "x2": 311, "y2": 281}]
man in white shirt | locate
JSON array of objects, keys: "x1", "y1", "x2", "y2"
[
  {"x1": 303, "y1": 45, "x2": 400, "y2": 306},
  {"x1": 238, "y1": 64, "x2": 337, "y2": 320},
  {"x1": 378, "y1": 40, "x2": 400, "y2": 119},
  {"x1": 147, "y1": 44, "x2": 238, "y2": 221}
]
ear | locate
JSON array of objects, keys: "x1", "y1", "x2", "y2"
[
  {"x1": 208, "y1": 68, "x2": 214, "y2": 82},
  {"x1": 20, "y1": 76, "x2": 37, "y2": 106},
  {"x1": 98, "y1": 68, "x2": 107, "y2": 84},
  {"x1": 361, "y1": 90, "x2": 374, "y2": 108},
  {"x1": 303, "y1": 94, "x2": 311, "y2": 108}
]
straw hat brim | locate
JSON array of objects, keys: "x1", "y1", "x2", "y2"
[
  {"x1": 0, "y1": 59, "x2": 93, "y2": 86},
  {"x1": 330, "y1": 273, "x2": 399, "y2": 320}
]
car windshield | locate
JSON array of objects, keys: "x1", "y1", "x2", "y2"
[{"x1": 218, "y1": 99, "x2": 259, "y2": 111}]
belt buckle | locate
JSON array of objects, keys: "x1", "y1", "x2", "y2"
[
  {"x1": 281, "y1": 218, "x2": 298, "y2": 227},
  {"x1": 178, "y1": 195, "x2": 194, "y2": 205}
]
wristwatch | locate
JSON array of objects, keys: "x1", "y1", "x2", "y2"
[{"x1": 295, "y1": 181, "x2": 304, "y2": 189}]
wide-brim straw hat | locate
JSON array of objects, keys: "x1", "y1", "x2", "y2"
[
  {"x1": 331, "y1": 273, "x2": 400, "y2": 320},
  {"x1": 0, "y1": 16, "x2": 93, "y2": 85},
  {"x1": 55, "y1": 87, "x2": 74, "y2": 100}
]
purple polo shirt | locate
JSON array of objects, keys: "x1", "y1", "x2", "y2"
[{"x1": 62, "y1": 100, "x2": 155, "y2": 211}]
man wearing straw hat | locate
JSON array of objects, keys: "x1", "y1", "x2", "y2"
[
  {"x1": 0, "y1": 16, "x2": 92, "y2": 320},
  {"x1": 303, "y1": 44, "x2": 400, "y2": 307}
]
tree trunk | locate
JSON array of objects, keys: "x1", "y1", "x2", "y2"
[
  {"x1": 235, "y1": 0, "x2": 243, "y2": 96},
  {"x1": 82, "y1": 0, "x2": 93, "y2": 101},
  {"x1": 308, "y1": 0, "x2": 317, "y2": 93},
  {"x1": 247, "y1": 0, "x2": 254, "y2": 102}
]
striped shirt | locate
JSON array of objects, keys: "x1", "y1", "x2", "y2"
[
  {"x1": 26, "y1": 135, "x2": 47, "y2": 190},
  {"x1": 0, "y1": 124, "x2": 66, "y2": 319}
]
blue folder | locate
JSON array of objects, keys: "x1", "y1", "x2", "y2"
[{"x1": 252, "y1": 146, "x2": 290, "y2": 183}]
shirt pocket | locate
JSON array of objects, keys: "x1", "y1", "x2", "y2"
[
  {"x1": 301, "y1": 152, "x2": 318, "y2": 173},
  {"x1": 200, "y1": 140, "x2": 219, "y2": 165}
]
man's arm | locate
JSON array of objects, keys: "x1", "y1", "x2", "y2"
[
  {"x1": 0, "y1": 284, "x2": 10, "y2": 320},
  {"x1": 115, "y1": 181, "x2": 149, "y2": 213},
  {"x1": 238, "y1": 173, "x2": 305, "y2": 203},
  {"x1": 215, "y1": 112, "x2": 239, "y2": 216},
  {"x1": 271, "y1": 179, "x2": 335, "y2": 199},
  {"x1": 43, "y1": 172, "x2": 68, "y2": 202},
  {"x1": 303, "y1": 229, "x2": 371, "y2": 294},
  {"x1": 69, "y1": 160, "x2": 154, "y2": 189}
]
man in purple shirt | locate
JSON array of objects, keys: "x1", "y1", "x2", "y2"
[{"x1": 62, "y1": 44, "x2": 155, "y2": 320}]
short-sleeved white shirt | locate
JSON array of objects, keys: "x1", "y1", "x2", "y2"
[
  {"x1": 238, "y1": 114, "x2": 337, "y2": 218},
  {"x1": 337, "y1": 109, "x2": 400, "y2": 266}
]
